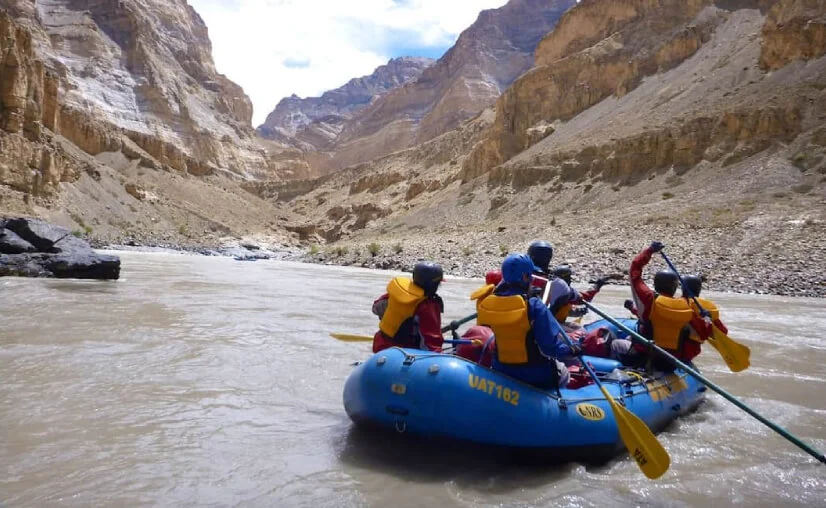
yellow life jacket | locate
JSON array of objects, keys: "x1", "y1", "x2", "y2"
[
  {"x1": 470, "y1": 284, "x2": 495, "y2": 312},
  {"x1": 554, "y1": 303, "x2": 572, "y2": 323},
  {"x1": 685, "y1": 296, "x2": 720, "y2": 343},
  {"x1": 648, "y1": 295, "x2": 694, "y2": 350},
  {"x1": 477, "y1": 294, "x2": 538, "y2": 365},
  {"x1": 379, "y1": 277, "x2": 426, "y2": 339}
]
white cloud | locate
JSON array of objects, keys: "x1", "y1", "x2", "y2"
[{"x1": 189, "y1": 0, "x2": 509, "y2": 125}]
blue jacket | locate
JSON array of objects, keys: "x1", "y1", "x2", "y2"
[{"x1": 490, "y1": 284, "x2": 573, "y2": 387}]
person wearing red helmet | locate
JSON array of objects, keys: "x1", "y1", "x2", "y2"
[{"x1": 371, "y1": 261, "x2": 445, "y2": 353}]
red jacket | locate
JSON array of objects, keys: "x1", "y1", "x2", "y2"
[
  {"x1": 629, "y1": 247, "x2": 710, "y2": 362},
  {"x1": 372, "y1": 294, "x2": 444, "y2": 353}
]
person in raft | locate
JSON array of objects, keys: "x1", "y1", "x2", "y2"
[
  {"x1": 483, "y1": 240, "x2": 557, "y2": 294},
  {"x1": 682, "y1": 274, "x2": 730, "y2": 342},
  {"x1": 476, "y1": 253, "x2": 580, "y2": 389},
  {"x1": 371, "y1": 261, "x2": 445, "y2": 353},
  {"x1": 547, "y1": 263, "x2": 612, "y2": 328},
  {"x1": 601, "y1": 242, "x2": 711, "y2": 371}
]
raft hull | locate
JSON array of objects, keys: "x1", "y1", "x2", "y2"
[{"x1": 343, "y1": 340, "x2": 704, "y2": 459}]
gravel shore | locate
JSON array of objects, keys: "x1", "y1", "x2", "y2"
[{"x1": 289, "y1": 219, "x2": 826, "y2": 298}]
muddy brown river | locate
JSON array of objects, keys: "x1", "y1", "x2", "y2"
[{"x1": 1, "y1": 251, "x2": 824, "y2": 507}]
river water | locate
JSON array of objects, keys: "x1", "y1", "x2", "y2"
[{"x1": 1, "y1": 252, "x2": 824, "y2": 507}]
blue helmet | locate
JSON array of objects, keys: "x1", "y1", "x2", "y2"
[
  {"x1": 527, "y1": 240, "x2": 554, "y2": 273},
  {"x1": 413, "y1": 261, "x2": 443, "y2": 296},
  {"x1": 501, "y1": 253, "x2": 539, "y2": 285}
]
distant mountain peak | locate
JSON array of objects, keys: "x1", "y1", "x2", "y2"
[{"x1": 257, "y1": 56, "x2": 435, "y2": 141}]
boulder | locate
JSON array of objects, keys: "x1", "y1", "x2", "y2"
[
  {"x1": 0, "y1": 217, "x2": 120, "y2": 280},
  {"x1": 0, "y1": 228, "x2": 36, "y2": 254},
  {"x1": 1, "y1": 217, "x2": 72, "y2": 251}
]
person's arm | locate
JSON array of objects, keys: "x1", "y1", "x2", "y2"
[
  {"x1": 529, "y1": 297, "x2": 574, "y2": 358},
  {"x1": 630, "y1": 243, "x2": 660, "y2": 320},
  {"x1": 688, "y1": 313, "x2": 712, "y2": 340},
  {"x1": 578, "y1": 277, "x2": 609, "y2": 302},
  {"x1": 372, "y1": 293, "x2": 389, "y2": 317},
  {"x1": 416, "y1": 297, "x2": 444, "y2": 351},
  {"x1": 624, "y1": 299, "x2": 639, "y2": 316},
  {"x1": 712, "y1": 317, "x2": 728, "y2": 334}
]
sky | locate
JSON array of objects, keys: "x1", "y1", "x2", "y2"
[{"x1": 189, "y1": 0, "x2": 509, "y2": 126}]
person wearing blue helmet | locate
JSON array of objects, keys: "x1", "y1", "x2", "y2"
[{"x1": 476, "y1": 253, "x2": 581, "y2": 389}]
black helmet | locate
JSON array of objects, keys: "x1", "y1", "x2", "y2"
[
  {"x1": 683, "y1": 274, "x2": 703, "y2": 298},
  {"x1": 413, "y1": 261, "x2": 443, "y2": 296},
  {"x1": 527, "y1": 240, "x2": 553, "y2": 273},
  {"x1": 552, "y1": 264, "x2": 572, "y2": 284},
  {"x1": 653, "y1": 270, "x2": 679, "y2": 297}
]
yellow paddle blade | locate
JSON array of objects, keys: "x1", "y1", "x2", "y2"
[
  {"x1": 706, "y1": 325, "x2": 751, "y2": 372},
  {"x1": 330, "y1": 333, "x2": 373, "y2": 342},
  {"x1": 598, "y1": 385, "x2": 671, "y2": 479}
]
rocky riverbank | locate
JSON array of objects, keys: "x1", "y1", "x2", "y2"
[
  {"x1": 0, "y1": 218, "x2": 120, "y2": 279},
  {"x1": 289, "y1": 216, "x2": 826, "y2": 299}
]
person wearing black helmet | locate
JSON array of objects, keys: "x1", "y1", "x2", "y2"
[
  {"x1": 623, "y1": 242, "x2": 711, "y2": 370},
  {"x1": 547, "y1": 264, "x2": 613, "y2": 325},
  {"x1": 525, "y1": 240, "x2": 580, "y2": 308},
  {"x1": 476, "y1": 253, "x2": 580, "y2": 389},
  {"x1": 680, "y1": 274, "x2": 729, "y2": 347},
  {"x1": 371, "y1": 261, "x2": 445, "y2": 353}
]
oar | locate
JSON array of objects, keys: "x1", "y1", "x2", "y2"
[
  {"x1": 540, "y1": 274, "x2": 670, "y2": 479},
  {"x1": 660, "y1": 251, "x2": 751, "y2": 372},
  {"x1": 583, "y1": 300, "x2": 826, "y2": 466},
  {"x1": 331, "y1": 313, "x2": 478, "y2": 344}
]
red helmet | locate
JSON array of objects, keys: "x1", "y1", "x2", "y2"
[{"x1": 485, "y1": 270, "x2": 502, "y2": 285}]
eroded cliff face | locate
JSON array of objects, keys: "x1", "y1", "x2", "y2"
[
  {"x1": 1, "y1": 1, "x2": 308, "y2": 248},
  {"x1": 257, "y1": 57, "x2": 434, "y2": 154},
  {"x1": 310, "y1": 0, "x2": 576, "y2": 174},
  {"x1": 760, "y1": 0, "x2": 826, "y2": 70},
  {"x1": 0, "y1": 10, "x2": 79, "y2": 198},
  {"x1": 3, "y1": 0, "x2": 309, "y2": 182},
  {"x1": 464, "y1": 0, "x2": 718, "y2": 179}
]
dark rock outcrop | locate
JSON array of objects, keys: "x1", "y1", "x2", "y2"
[{"x1": 0, "y1": 218, "x2": 120, "y2": 279}]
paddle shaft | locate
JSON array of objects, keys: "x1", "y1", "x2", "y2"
[
  {"x1": 441, "y1": 313, "x2": 477, "y2": 334},
  {"x1": 659, "y1": 252, "x2": 710, "y2": 316},
  {"x1": 583, "y1": 301, "x2": 826, "y2": 465},
  {"x1": 542, "y1": 269, "x2": 670, "y2": 478}
]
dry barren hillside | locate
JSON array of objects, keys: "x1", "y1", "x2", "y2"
[
  {"x1": 299, "y1": 0, "x2": 577, "y2": 174},
  {"x1": 1, "y1": 0, "x2": 309, "y2": 248},
  {"x1": 282, "y1": 0, "x2": 826, "y2": 296}
]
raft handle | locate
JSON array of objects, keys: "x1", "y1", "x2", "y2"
[{"x1": 395, "y1": 420, "x2": 407, "y2": 433}]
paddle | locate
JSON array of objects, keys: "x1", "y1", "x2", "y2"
[
  {"x1": 583, "y1": 300, "x2": 826, "y2": 466},
  {"x1": 659, "y1": 251, "x2": 751, "y2": 372},
  {"x1": 331, "y1": 313, "x2": 478, "y2": 344},
  {"x1": 540, "y1": 276, "x2": 670, "y2": 479}
]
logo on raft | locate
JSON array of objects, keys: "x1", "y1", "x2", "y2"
[{"x1": 575, "y1": 403, "x2": 606, "y2": 421}]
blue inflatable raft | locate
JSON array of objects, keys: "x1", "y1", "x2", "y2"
[{"x1": 343, "y1": 318, "x2": 706, "y2": 460}]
